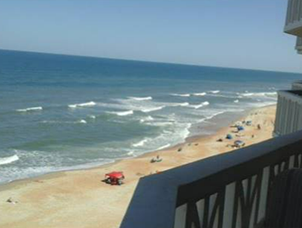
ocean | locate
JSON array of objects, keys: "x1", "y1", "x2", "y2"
[{"x1": 0, "y1": 49, "x2": 301, "y2": 184}]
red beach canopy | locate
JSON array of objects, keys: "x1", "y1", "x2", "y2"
[{"x1": 105, "y1": 171, "x2": 124, "y2": 179}]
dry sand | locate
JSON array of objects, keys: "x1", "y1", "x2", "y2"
[{"x1": 0, "y1": 105, "x2": 276, "y2": 228}]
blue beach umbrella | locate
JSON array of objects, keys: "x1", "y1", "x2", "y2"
[
  {"x1": 226, "y1": 134, "x2": 233, "y2": 139},
  {"x1": 237, "y1": 126, "x2": 245, "y2": 131}
]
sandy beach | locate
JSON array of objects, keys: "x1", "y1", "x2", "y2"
[{"x1": 0, "y1": 105, "x2": 276, "y2": 228}]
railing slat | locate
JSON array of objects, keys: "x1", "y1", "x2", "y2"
[{"x1": 121, "y1": 130, "x2": 302, "y2": 228}]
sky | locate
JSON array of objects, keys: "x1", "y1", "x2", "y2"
[{"x1": 0, "y1": 0, "x2": 301, "y2": 73}]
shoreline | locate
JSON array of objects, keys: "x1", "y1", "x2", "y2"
[
  {"x1": 0, "y1": 106, "x2": 252, "y2": 187},
  {"x1": 0, "y1": 105, "x2": 276, "y2": 228}
]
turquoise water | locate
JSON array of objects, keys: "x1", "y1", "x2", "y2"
[{"x1": 0, "y1": 49, "x2": 301, "y2": 184}]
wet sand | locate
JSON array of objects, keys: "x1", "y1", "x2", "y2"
[{"x1": 0, "y1": 105, "x2": 276, "y2": 228}]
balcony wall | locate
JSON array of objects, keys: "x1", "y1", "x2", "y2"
[
  {"x1": 285, "y1": 0, "x2": 302, "y2": 36},
  {"x1": 121, "y1": 130, "x2": 302, "y2": 228},
  {"x1": 274, "y1": 91, "x2": 302, "y2": 137}
]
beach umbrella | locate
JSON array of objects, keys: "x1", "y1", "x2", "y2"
[
  {"x1": 226, "y1": 134, "x2": 233, "y2": 139},
  {"x1": 237, "y1": 126, "x2": 245, "y2": 131}
]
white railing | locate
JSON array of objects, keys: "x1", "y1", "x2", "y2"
[
  {"x1": 285, "y1": 0, "x2": 302, "y2": 35},
  {"x1": 274, "y1": 90, "x2": 302, "y2": 137},
  {"x1": 296, "y1": 37, "x2": 302, "y2": 53}
]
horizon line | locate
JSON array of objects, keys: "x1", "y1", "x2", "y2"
[{"x1": 1, "y1": 48, "x2": 301, "y2": 75}]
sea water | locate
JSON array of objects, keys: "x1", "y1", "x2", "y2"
[{"x1": 0, "y1": 49, "x2": 301, "y2": 184}]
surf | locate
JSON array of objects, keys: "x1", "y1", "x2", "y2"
[
  {"x1": 108, "y1": 110, "x2": 134, "y2": 116},
  {"x1": 0, "y1": 155, "x2": 19, "y2": 165},
  {"x1": 171, "y1": 93, "x2": 191, "y2": 97},
  {"x1": 68, "y1": 101, "x2": 96, "y2": 108},
  {"x1": 128, "y1": 96, "x2": 152, "y2": 101},
  {"x1": 193, "y1": 92, "x2": 206, "y2": 96},
  {"x1": 17, "y1": 107, "x2": 43, "y2": 112},
  {"x1": 141, "y1": 106, "x2": 164, "y2": 113}
]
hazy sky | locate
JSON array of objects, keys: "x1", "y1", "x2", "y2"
[{"x1": 0, "y1": 0, "x2": 301, "y2": 73}]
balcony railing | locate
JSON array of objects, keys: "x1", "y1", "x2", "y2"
[
  {"x1": 285, "y1": 0, "x2": 302, "y2": 36},
  {"x1": 121, "y1": 130, "x2": 302, "y2": 228},
  {"x1": 296, "y1": 37, "x2": 302, "y2": 54},
  {"x1": 292, "y1": 80, "x2": 302, "y2": 90},
  {"x1": 274, "y1": 90, "x2": 302, "y2": 137}
]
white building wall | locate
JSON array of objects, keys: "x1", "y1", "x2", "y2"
[{"x1": 273, "y1": 91, "x2": 302, "y2": 136}]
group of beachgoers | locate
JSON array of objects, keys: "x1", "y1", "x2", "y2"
[
  {"x1": 217, "y1": 120, "x2": 261, "y2": 149},
  {"x1": 102, "y1": 118, "x2": 262, "y2": 187}
]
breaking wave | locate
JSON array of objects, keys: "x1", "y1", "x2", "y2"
[
  {"x1": 141, "y1": 106, "x2": 164, "y2": 113},
  {"x1": 17, "y1": 107, "x2": 43, "y2": 112},
  {"x1": 145, "y1": 122, "x2": 174, "y2": 127},
  {"x1": 169, "y1": 102, "x2": 190, "y2": 107},
  {"x1": 0, "y1": 155, "x2": 19, "y2": 165},
  {"x1": 193, "y1": 92, "x2": 206, "y2": 96},
  {"x1": 68, "y1": 101, "x2": 96, "y2": 108},
  {"x1": 140, "y1": 116, "x2": 154, "y2": 123},
  {"x1": 108, "y1": 110, "x2": 134, "y2": 116},
  {"x1": 171, "y1": 93, "x2": 191, "y2": 97},
  {"x1": 190, "y1": 101, "x2": 210, "y2": 109},
  {"x1": 132, "y1": 139, "x2": 148, "y2": 147},
  {"x1": 199, "y1": 111, "x2": 226, "y2": 122},
  {"x1": 127, "y1": 151, "x2": 134, "y2": 156},
  {"x1": 240, "y1": 92, "x2": 277, "y2": 97},
  {"x1": 209, "y1": 90, "x2": 220, "y2": 94},
  {"x1": 128, "y1": 96, "x2": 153, "y2": 101},
  {"x1": 156, "y1": 144, "x2": 171, "y2": 151}
]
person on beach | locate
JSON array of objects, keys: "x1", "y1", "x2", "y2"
[{"x1": 151, "y1": 155, "x2": 162, "y2": 163}]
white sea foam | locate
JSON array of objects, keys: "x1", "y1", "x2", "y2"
[
  {"x1": 133, "y1": 139, "x2": 148, "y2": 147},
  {"x1": 261, "y1": 92, "x2": 277, "y2": 96},
  {"x1": 0, "y1": 154, "x2": 115, "y2": 184},
  {"x1": 209, "y1": 90, "x2": 220, "y2": 94},
  {"x1": 171, "y1": 93, "x2": 191, "y2": 97},
  {"x1": 146, "y1": 122, "x2": 174, "y2": 127},
  {"x1": 128, "y1": 96, "x2": 153, "y2": 101},
  {"x1": 156, "y1": 144, "x2": 171, "y2": 151},
  {"x1": 17, "y1": 107, "x2": 43, "y2": 112},
  {"x1": 141, "y1": 106, "x2": 164, "y2": 113},
  {"x1": 108, "y1": 110, "x2": 134, "y2": 116},
  {"x1": 241, "y1": 92, "x2": 277, "y2": 97},
  {"x1": 193, "y1": 92, "x2": 206, "y2": 96},
  {"x1": 127, "y1": 151, "x2": 134, "y2": 156},
  {"x1": 0, "y1": 155, "x2": 19, "y2": 165},
  {"x1": 208, "y1": 93, "x2": 238, "y2": 99},
  {"x1": 204, "y1": 111, "x2": 226, "y2": 121},
  {"x1": 234, "y1": 99, "x2": 239, "y2": 103},
  {"x1": 68, "y1": 101, "x2": 96, "y2": 108},
  {"x1": 242, "y1": 93, "x2": 254, "y2": 97},
  {"x1": 140, "y1": 116, "x2": 154, "y2": 123},
  {"x1": 190, "y1": 101, "x2": 210, "y2": 109},
  {"x1": 191, "y1": 104, "x2": 204, "y2": 109},
  {"x1": 41, "y1": 120, "x2": 89, "y2": 124},
  {"x1": 89, "y1": 115, "x2": 96, "y2": 119},
  {"x1": 172, "y1": 102, "x2": 190, "y2": 107},
  {"x1": 182, "y1": 123, "x2": 192, "y2": 139}
]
